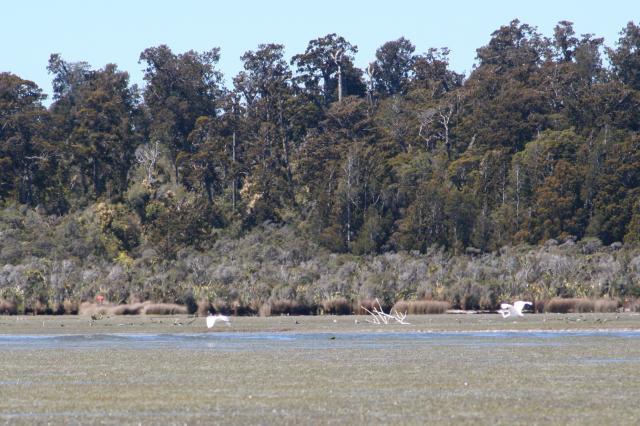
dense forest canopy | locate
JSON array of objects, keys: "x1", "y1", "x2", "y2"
[{"x1": 2, "y1": 19, "x2": 640, "y2": 311}]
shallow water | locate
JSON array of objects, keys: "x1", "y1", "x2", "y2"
[
  {"x1": 2, "y1": 329, "x2": 640, "y2": 351},
  {"x1": 3, "y1": 328, "x2": 640, "y2": 424}
]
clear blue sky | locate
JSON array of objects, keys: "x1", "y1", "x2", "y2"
[{"x1": 1, "y1": 0, "x2": 636, "y2": 102}]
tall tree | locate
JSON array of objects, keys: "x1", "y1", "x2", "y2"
[
  {"x1": 48, "y1": 56, "x2": 140, "y2": 200},
  {"x1": 372, "y1": 37, "x2": 416, "y2": 97},
  {"x1": 607, "y1": 21, "x2": 640, "y2": 90},
  {"x1": 0, "y1": 73, "x2": 57, "y2": 208},
  {"x1": 291, "y1": 33, "x2": 365, "y2": 105},
  {"x1": 140, "y1": 45, "x2": 223, "y2": 183}
]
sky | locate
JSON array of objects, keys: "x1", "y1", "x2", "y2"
[{"x1": 1, "y1": 0, "x2": 637, "y2": 103}]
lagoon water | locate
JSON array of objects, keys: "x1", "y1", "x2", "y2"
[
  {"x1": 2, "y1": 330, "x2": 640, "y2": 351},
  {"x1": 3, "y1": 327, "x2": 640, "y2": 424}
]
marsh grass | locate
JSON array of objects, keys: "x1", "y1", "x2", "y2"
[
  {"x1": 544, "y1": 298, "x2": 619, "y2": 313},
  {"x1": 355, "y1": 299, "x2": 393, "y2": 315},
  {"x1": 322, "y1": 297, "x2": 352, "y2": 315},
  {"x1": 0, "y1": 299, "x2": 17, "y2": 314},
  {"x1": 392, "y1": 300, "x2": 450, "y2": 314},
  {"x1": 143, "y1": 303, "x2": 188, "y2": 315},
  {"x1": 259, "y1": 299, "x2": 315, "y2": 316},
  {"x1": 80, "y1": 301, "x2": 188, "y2": 316},
  {"x1": 197, "y1": 299, "x2": 257, "y2": 316}
]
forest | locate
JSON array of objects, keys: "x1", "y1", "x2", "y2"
[{"x1": 1, "y1": 19, "x2": 640, "y2": 314}]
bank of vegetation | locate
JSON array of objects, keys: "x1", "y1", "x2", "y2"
[{"x1": 2, "y1": 20, "x2": 640, "y2": 314}]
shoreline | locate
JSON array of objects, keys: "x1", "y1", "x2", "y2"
[{"x1": 2, "y1": 312, "x2": 640, "y2": 335}]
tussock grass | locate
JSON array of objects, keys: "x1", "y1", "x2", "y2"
[
  {"x1": 392, "y1": 300, "x2": 450, "y2": 315},
  {"x1": 143, "y1": 303, "x2": 188, "y2": 315},
  {"x1": 544, "y1": 298, "x2": 618, "y2": 313},
  {"x1": 111, "y1": 303, "x2": 146, "y2": 315},
  {"x1": 0, "y1": 299, "x2": 17, "y2": 315},
  {"x1": 545, "y1": 298, "x2": 593, "y2": 313},
  {"x1": 259, "y1": 300, "x2": 315, "y2": 316},
  {"x1": 80, "y1": 301, "x2": 190, "y2": 316},
  {"x1": 355, "y1": 299, "x2": 392, "y2": 315},
  {"x1": 594, "y1": 299, "x2": 619, "y2": 313},
  {"x1": 196, "y1": 299, "x2": 256, "y2": 316},
  {"x1": 322, "y1": 298, "x2": 352, "y2": 315}
]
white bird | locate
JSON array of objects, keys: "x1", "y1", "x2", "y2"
[
  {"x1": 206, "y1": 314, "x2": 231, "y2": 328},
  {"x1": 498, "y1": 301, "x2": 533, "y2": 318}
]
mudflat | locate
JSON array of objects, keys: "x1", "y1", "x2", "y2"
[{"x1": 1, "y1": 313, "x2": 640, "y2": 425}]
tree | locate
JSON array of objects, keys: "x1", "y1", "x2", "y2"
[
  {"x1": 372, "y1": 37, "x2": 416, "y2": 96},
  {"x1": 552, "y1": 21, "x2": 579, "y2": 62},
  {"x1": 0, "y1": 73, "x2": 56, "y2": 207},
  {"x1": 234, "y1": 44, "x2": 296, "y2": 224},
  {"x1": 475, "y1": 19, "x2": 545, "y2": 77},
  {"x1": 48, "y1": 56, "x2": 140, "y2": 200},
  {"x1": 140, "y1": 45, "x2": 223, "y2": 183},
  {"x1": 291, "y1": 34, "x2": 365, "y2": 105},
  {"x1": 607, "y1": 21, "x2": 640, "y2": 90},
  {"x1": 410, "y1": 47, "x2": 463, "y2": 98}
]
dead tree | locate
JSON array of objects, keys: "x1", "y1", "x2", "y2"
[
  {"x1": 361, "y1": 299, "x2": 410, "y2": 325},
  {"x1": 330, "y1": 48, "x2": 343, "y2": 102}
]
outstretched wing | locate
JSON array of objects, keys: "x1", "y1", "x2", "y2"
[
  {"x1": 500, "y1": 303, "x2": 512, "y2": 310},
  {"x1": 206, "y1": 316, "x2": 216, "y2": 328}
]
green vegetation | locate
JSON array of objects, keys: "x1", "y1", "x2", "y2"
[{"x1": 2, "y1": 20, "x2": 640, "y2": 311}]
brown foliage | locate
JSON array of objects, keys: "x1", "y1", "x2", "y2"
[
  {"x1": 355, "y1": 299, "x2": 393, "y2": 315},
  {"x1": 0, "y1": 299, "x2": 17, "y2": 315},
  {"x1": 544, "y1": 298, "x2": 618, "y2": 313},
  {"x1": 143, "y1": 303, "x2": 188, "y2": 315},
  {"x1": 322, "y1": 298, "x2": 352, "y2": 315},
  {"x1": 259, "y1": 300, "x2": 315, "y2": 316},
  {"x1": 392, "y1": 300, "x2": 450, "y2": 315}
]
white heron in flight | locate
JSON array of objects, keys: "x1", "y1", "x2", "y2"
[
  {"x1": 206, "y1": 314, "x2": 231, "y2": 328},
  {"x1": 498, "y1": 301, "x2": 533, "y2": 318}
]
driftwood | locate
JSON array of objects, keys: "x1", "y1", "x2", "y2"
[{"x1": 361, "y1": 298, "x2": 410, "y2": 325}]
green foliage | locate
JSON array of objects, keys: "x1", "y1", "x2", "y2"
[{"x1": 3, "y1": 20, "x2": 640, "y2": 310}]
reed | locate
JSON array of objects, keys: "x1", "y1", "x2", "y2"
[
  {"x1": 392, "y1": 300, "x2": 450, "y2": 315},
  {"x1": 259, "y1": 300, "x2": 314, "y2": 316},
  {"x1": 322, "y1": 298, "x2": 352, "y2": 315},
  {"x1": 0, "y1": 299, "x2": 17, "y2": 315},
  {"x1": 143, "y1": 303, "x2": 188, "y2": 315},
  {"x1": 355, "y1": 299, "x2": 393, "y2": 315}
]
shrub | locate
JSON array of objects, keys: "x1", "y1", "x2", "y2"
[
  {"x1": 593, "y1": 299, "x2": 619, "y2": 313},
  {"x1": 0, "y1": 299, "x2": 17, "y2": 315},
  {"x1": 355, "y1": 299, "x2": 393, "y2": 315},
  {"x1": 259, "y1": 299, "x2": 315, "y2": 316},
  {"x1": 111, "y1": 303, "x2": 145, "y2": 315},
  {"x1": 143, "y1": 303, "x2": 188, "y2": 315},
  {"x1": 544, "y1": 298, "x2": 619, "y2": 313},
  {"x1": 61, "y1": 299, "x2": 78, "y2": 315},
  {"x1": 322, "y1": 298, "x2": 352, "y2": 315},
  {"x1": 392, "y1": 300, "x2": 450, "y2": 315}
]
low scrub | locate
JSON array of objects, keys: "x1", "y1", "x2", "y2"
[
  {"x1": 80, "y1": 301, "x2": 189, "y2": 315},
  {"x1": 355, "y1": 299, "x2": 393, "y2": 315},
  {"x1": 0, "y1": 299, "x2": 17, "y2": 315},
  {"x1": 392, "y1": 300, "x2": 450, "y2": 315},
  {"x1": 197, "y1": 299, "x2": 257, "y2": 316},
  {"x1": 593, "y1": 299, "x2": 619, "y2": 313},
  {"x1": 544, "y1": 298, "x2": 618, "y2": 313},
  {"x1": 259, "y1": 299, "x2": 315, "y2": 316},
  {"x1": 322, "y1": 298, "x2": 352, "y2": 315},
  {"x1": 143, "y1": 303, "x2": 188, "y2": 315}
]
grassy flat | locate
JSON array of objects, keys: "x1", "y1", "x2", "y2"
[{"x1": 1, "y1": 313, "x2": 640, "y2": 424}]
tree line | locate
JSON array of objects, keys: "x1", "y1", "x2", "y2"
[{"x1": 2, "y1": 19, "x2": 640, "y2": 261}]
